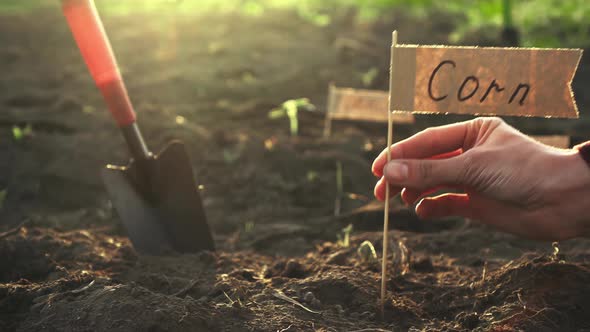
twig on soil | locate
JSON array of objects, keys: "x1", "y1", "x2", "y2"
[
  {"x1": 277, "y1": 324, "x2": 293, "y2": 332},
  {"x1": 178, "y1": 310, "x2": 189, "y2": 323},
  {"x1": 0, "y1": 220, "x2": 29, "y2": 240},
  {"x1": 481, "y1": 261, "x2": 488, "y2": 282},
  {"x1": 173, "y1": 279, "x2": 198, "y2": 298},
  {"x1": 71, "y1": 280, "x2": 96, "y2": 294},
  {"x1": 527, "y1": 307, "x2": 562, "y2": 328},
  {"x1": 272, "y1": 290, "x2": 320, "y2": 314},
  {"x1": 349, "y1": 329, "x2": 392, "y2": 332}
]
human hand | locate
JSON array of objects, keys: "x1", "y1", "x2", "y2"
[{"x1": 372, "y1": 117, "x2": 590, "y2": 241}]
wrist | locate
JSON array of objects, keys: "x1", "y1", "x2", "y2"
[{"x1": 545, "y1": 150, "x2": 590, "y2": 239}]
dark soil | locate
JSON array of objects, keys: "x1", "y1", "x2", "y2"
[{"x1": 1, "y1": 6, "x2": 590, "y2": 332}]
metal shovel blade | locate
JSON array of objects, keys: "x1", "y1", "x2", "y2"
[{"x1": 102, "y1": 140, "x2": 215, "y2": 255}]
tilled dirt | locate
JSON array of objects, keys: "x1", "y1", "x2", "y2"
[
  {"x1": 3, "y1": 223, "x2": 590, "y2": 331},
  {"x1": 1, "y1": 6, "x2": 590, "y2": 332}
]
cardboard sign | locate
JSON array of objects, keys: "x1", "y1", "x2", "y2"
[
  {"x1": 390, "y1": 45, "x2": 582, "y2": 118},
  {"x1": 324, "y1": 85, "x2": 415, "y2": 136},
  {"x1": 530, "y1": 135, "x2": 570, "y2": 148}
]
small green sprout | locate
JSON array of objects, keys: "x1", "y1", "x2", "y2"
[
  {"x1": 82, "y1": 105, "x2": 95, "y2": 114},
  {"x1": 268, "y1": 98, "x2": 315, "y2": 136},
  {"x1": 244, "y1": 221, "x2": 255, "y2": 233},
  {"x1": 336, "y1": 223, "x2": 353, "y2": 248},
  {"x1": 551, "y1": 241, "x2": 564, "y2": 263},
  {"x1": 357, "y1": 240, "x2": 377, "y2": 263},
  {"x1": 361, "y1": 67, "x2": 378, "y2": 87},
  {"x1": 306, "y1": 170, "x2": 318, "y2": 182},
  {"x1": 12, "y1": 124, "x2": 33, "y2": 141}
]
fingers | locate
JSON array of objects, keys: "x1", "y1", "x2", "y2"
[
  {"x1": 417, "y1": 192, "x2": 541, "y2": 240},
  {"x1": 372, "y1": 120, "x2": 475, "y2": 177},
  {"x1": 415, "y1": 193, "x2": 473, "y2": 219},
  {"x1": 374, "y1": 149, "x2": 463, "y2": 202},
  {"x1": 429, "y1": 149, "x2": 463, "y2": 160},
  {"x1": 464, "y1": 193, "x2": 539, "y2": 238},
  {"x1": 382, "y1": 156, "x2": 468, "y2": 191},
  {"x1": 401, "y1": 187, "x2": 442, "y2": 205},
  {"x1": 374, "y1": 177, "x2": 402, "y2": 201},
  {"x1": 401, "y1": 185, "x2": 465, "y2": 205}
]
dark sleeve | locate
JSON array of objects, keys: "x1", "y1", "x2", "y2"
[{"x1": 575, "y1": 141, "x2": 590, "y2": 167}]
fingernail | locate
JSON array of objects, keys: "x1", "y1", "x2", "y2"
[
  {"x1": 384, "y1": 162, "x2": 408, "y2": 182},
  {"x1": 415, "y1": 198, "x2": 427, "y2": 219}
]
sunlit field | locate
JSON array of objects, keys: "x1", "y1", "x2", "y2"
[{"x1": 1, "y1": 0, "x2": 590, "y2": 331}]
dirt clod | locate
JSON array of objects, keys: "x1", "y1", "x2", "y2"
[{"x1": 281, "y1": 259, "x2": 307, "y2": 278}]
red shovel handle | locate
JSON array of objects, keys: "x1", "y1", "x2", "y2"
[{"x1": 62, "y1": 0, "x2": 136, "y2": 127}]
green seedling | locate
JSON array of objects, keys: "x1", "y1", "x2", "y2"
[
  {"x1": 336, "y1": 223, "x2": 353, "y2": 248},
  {"x1": 357, "y1": 240, "x2": 377, "y2": 264},
  {"x1": 306, "y1": 170, "x2": 318, "y2": 183},
  {"x1": 244, "y1": 221, "x2": 255, "y2": 233},
  {"x1": 551, "y1": 241, "x2": 564, "y2": 263},
  {"x1": 82, "y1": 105, "x2": 95, "y2": 114},
  {"x1": 361, "y1": 67, "x2": 378, "y2": 87},
  {"x1": 13, "y1": 127, "x2": 21, "y2": 140},
  {"x1": 12, "y1": 124, "x2": 33, "y2": 141},
  {"x1": 552, "y1": 241, "x2": 559, "y2": 257},
  {"x1": 394, "y1": 240, "x2": 410, "y2": 275},
  {"x1": 268, "y1": 98, "x2": 315, "y2": 136}
]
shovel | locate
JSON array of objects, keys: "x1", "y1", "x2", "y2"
[{"x1": 62, "y1": 0, "x2": 215, "y2": 255}]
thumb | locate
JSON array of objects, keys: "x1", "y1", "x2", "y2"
[{"x1": 383, "y1": 156, "x2": 467, "y2": 191}]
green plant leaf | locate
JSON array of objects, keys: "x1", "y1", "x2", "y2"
[
  {"x1": 12, "y1": 126, "x2": 23, "y2": 141},
  {"x1": 361, "y1": 67, "x2": 378, "y2": 87},
  {"x1": 268, "y1": 108, "x2": 287, "y2": 119},
  {"x1": 357, "y1": 240, "x2": 377, "y2": 263}
]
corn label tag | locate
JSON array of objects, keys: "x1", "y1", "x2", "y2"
[{"x1": 390, "y1": 45, "x2": 582, "y2": 118}]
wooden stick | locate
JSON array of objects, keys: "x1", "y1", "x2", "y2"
[{"x1": 380, "y1": 30, "x2": 397, "y2": 318}]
